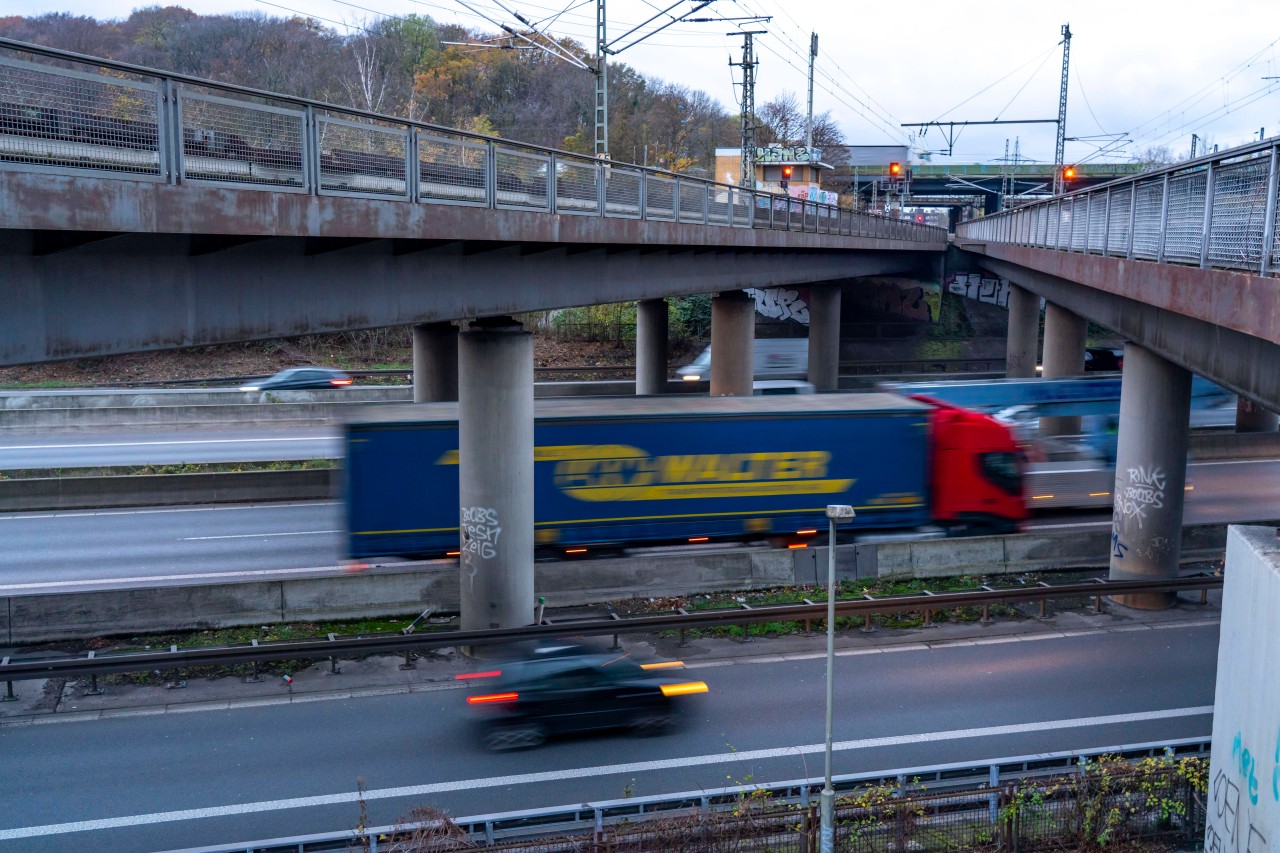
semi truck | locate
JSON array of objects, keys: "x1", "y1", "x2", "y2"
[{"x1": 344, "y1": 393, "x2": 1028, "y2": 560}]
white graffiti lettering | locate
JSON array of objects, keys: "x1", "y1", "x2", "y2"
[
  {"x1": 1117, "y1": 465, "x2": 1166, "y2": 529},
  {"x1": 946, "y1": 273, "x2": 1009, "y2": 308},
  {"x1": 459, "y1": 505, "x2": 501, "y2": 590},
  {"x1": 748, "y1": 287, "x2": 810, "y2": 324}
]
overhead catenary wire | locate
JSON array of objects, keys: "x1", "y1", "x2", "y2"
[{"x1": 725, "y1": 0, "x2": 909, "y2": 142}]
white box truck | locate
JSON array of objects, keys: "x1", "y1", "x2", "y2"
[{"x1": 676, "y1": 338, "x2": 809, "y2": 382}]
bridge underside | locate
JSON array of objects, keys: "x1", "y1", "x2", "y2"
[
  {"x1": 957, "y1": 243, "x2": 1280, "y2": 411},
  {"x1": 0, "y1": 173, "x2": 938, "y2": 365}
]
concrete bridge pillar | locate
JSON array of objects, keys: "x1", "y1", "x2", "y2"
[
  {"x1": 1235, "y1": 397, "x2": 1279, "y2": 433},
  {"x1": 635, "y1": 298, "x2": 669, "y2": 395},
  {"x1": 1109, "y1": 344, "x2": 1191, "y2": 610},
  {"x1": 458, "y1": 316, "x2": 534, "y2": 636},
  {"x1": 412, "y1": 322, "x2": 458, "y2": 403},
  {"x1": 807, "y1": 283, "x2": 841, "y2": 392},
  {"x1": 1005, "y1": 284, "x2": 1040, "y2": 379},
  {"x1": 710, "y1": 290, "x2": 754, "y2": 396},
  {"x1": 1039, "y1": 303, "x2": 1087, "y2": 436}
]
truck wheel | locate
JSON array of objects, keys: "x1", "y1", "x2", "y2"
[{"x1": 484, "y1": 723, "x2": 547, "y2": 751}]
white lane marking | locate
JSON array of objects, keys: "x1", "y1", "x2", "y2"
[
  {"x1": 0, "y1": 437, "x2": 330, "y2": 451},
  {"x1": 181, "y1": 530, "x2": 340, "y2": 540},
  {"x1": 0, "y1": 705, "x2": 1213, "y2": 840},
  {"x1": 0, "y1": 502, "x2": 339, "y2": 520}
]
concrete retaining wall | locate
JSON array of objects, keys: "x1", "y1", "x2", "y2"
[
  {"x1": 0, "y1": 470, "x2": 336, "y2": 512},
  {"x1": 1205, "y1": 526, "x2": 1280, "y2": 851},
  {"x1": 1, "y1": 524, "x2": 1238, "y2": 644}
]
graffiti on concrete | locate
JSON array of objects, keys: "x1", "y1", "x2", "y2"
[
  {"x1": 1207, "y1": 728, "x2": 1277, "y2": 852},
  {"x1": 460, "y1": 505, "x2": 501, "y2": 589},
  {"x1": 861, "y1": 277, "x2": 940, "y2": 322},
  {"x1": 1110, "y1": 526, "x2": 1128, "y2": 560},
  {"x1": 947, "y1": 272, "x2": 1009, "y2": 308},
  {"x1": 1118, "y1": 465, "x2": 1166, "y2": 529},
  {"x1": 1234, "y1": 732, "x2": 1262, "y2": 806},
  {"x1": 748, "y1": 287, "x2": 810, "y2": 324},
  {"x1": 1274, "y1": 723, "x2": 1279, "y2": 802},
  {"x1": 1134, "y1": 533, "x2": 1172, "y2": 562}
]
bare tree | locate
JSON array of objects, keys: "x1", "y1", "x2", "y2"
[
  {"x1": 1130, "y1": 143, "x2": 1178, "y2": 172},
  {"x1": 758, "y1": 91, "x2": 803, "y2": 145}
]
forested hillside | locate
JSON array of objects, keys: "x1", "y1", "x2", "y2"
[{"x1": 0, "y1": 8, "x2": 844, "y2": 173}]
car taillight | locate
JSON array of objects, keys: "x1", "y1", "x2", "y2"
[
  {"x1": 660, "y1": 682, "x2": 708, "y2": 697},
  {"x1": 329, "y1": 378, "x2": 353, "y2": 386},
  {"x1": 455, "y1": 670, "x2": 502, "y2": 680},
  {"x1": 467, "y1": 692, "x2": 518, "y2": 704}
]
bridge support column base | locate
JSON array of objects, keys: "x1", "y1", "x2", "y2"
[
  {"x1": 710, "y1": 290, "x2": 754, "y2": 397},
  {"x1": 1235, "y1": 397, "x2": 1278, "y2": 433},
  {"x1": 635, "y1": 299, "x2": 669, "y2": 395},
  {"x1": 808, "y1": 284, "x2": 841, "y2": 392},
  {"x1": 458, "y1": 317, "x2": 535, "y2": 646},
  {"x1": 1040, "y1": 303, "x2": 1086, "y2": 436},
  {"x1": 1107, "y1": 344, "x2": 1191, "y2": 611},
  {"x1": 413, "y1": 322, "x2": 459, "y2": 403},
  {"x1": 1005, "y1": 284, "x2": 1039, "y2": 379}
]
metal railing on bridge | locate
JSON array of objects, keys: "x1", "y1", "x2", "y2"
[
  {"x1": 0, "y1": 38, "x2": 944, "y2": 244},
  {"x1": 957, "y1": 138, "x2": 1280, "y2": 276}
]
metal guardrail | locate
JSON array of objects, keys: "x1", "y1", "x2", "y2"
[
  {"x1": 957, "y1": 138, "x2": 1280, "y2": 275},
  {"x1": 156, "y1": 737, "x2": 1213, "y2": 853},
  {"x1": 0, "y1": 38, "x2": 945, "y2": 244},
  {"x1": 0, "y1": 574, "x2": 1220, "y2": 686}
]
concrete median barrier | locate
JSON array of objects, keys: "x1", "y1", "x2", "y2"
[
  {"x1": 0, "y1": 469, "x2": 336, "y2": 512},
  {"x1": 0, "y1": 522, "x2": 1243, "y2": 644}
]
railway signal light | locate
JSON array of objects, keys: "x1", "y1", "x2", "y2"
[
  {"x1": 780, "y1": 165, "x2": 792, "y2": 190},
  {"x1": 1062, "y1": 165, "x2": 1077, "y2": 181},
  {"x1": 888, "y1": 161, "x2": 902, "y2": 178}
]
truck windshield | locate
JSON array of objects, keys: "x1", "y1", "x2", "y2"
[{"x1": 979, "y1": 451, "x2": 1022, "y2": 495}]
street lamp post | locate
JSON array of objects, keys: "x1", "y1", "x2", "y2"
[{"x1": 821, "y1": 504, "x2": 855, "y2": 853}]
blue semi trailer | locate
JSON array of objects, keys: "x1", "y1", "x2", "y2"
[{"x1": 344, "y1": 393, "x2": 1026, "y2": 559}]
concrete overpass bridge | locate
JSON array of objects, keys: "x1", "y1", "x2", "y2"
[
  {"x1": 0, "y1": 37, "x2": 941, "y2": 384},
  {"x1": 4, "y1": 38, "x2": 1277, "y2": 627},
  {"x1": 0, "y1": 37, "x2": 946, "y2": 636},
  {"x1": 955, "y1": 137, "x2": 1280, "y2": 607}
]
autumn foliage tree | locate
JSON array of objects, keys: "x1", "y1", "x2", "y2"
[{"x1": 0, "y1": 8, "x2": 745, "y2": 174}]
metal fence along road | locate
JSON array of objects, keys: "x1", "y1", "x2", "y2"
[
  {"x1": 0, "y1": 38, "x2": 944, "y2": 244},
  {"x1": 0, "y1": 573, "x2": 1221, "y2": 687},
  {"x1": 958, "y1": 138, "x2": 1280, "y2": 276},
  {"x1": 155, "y1": 738, "x2": 1212, "y2": 853}
]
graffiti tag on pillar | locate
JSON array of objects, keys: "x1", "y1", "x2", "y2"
[
  {"x1": 460, "y1": 506, "x2": 501, "y2": 589},
  {"x1": 1234, "y1": 732, "x2": 1261, "y2": 806},
  {"x1": 1273, "y1": 723, "x2": 1279, "y2": 802},
  {"x1": 1208, "y1": 765, "x2": 1271, "y2": 853},
  {"x1": 1118, "y1": 465, "x2": 1166, "y2": 528},
  {"x1": 1135, "y1": 534, "x2": 1171, "y2": 561},
  {"x1": 1210, "y1": 769, "x2": 1242, "y2": 849},
  {"x1": 748, "y1": 288, "x2": 810, "y2": 324},
  {"x1": 1110, "y1": 526, "x2": 1128, "y2": 560}
]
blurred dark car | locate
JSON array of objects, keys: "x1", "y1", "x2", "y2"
[
  {"x1": 240, "y1": 367, "x2": 353, "y2": 391},
  {"x1": 1084, "y1": 347, "x2": 1124, "y2": 372},
  {"x1": 462, "y1": 645, "x2": 708, "y2": 750}
]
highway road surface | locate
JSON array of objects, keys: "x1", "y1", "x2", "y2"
[
  {"x1": 0, "y1": 427, "x2": 341, "y2": 470},
  {"x1": 0, "y1": 622, "x2": 1218, "y2": 853},
  {"x1": 2, "y1": 455, "x2": 1278, "y2": 590}
]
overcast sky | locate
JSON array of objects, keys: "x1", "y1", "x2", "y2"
[{"x1": 11, "y1": 0, "x2": 1280, "y2": 167}]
